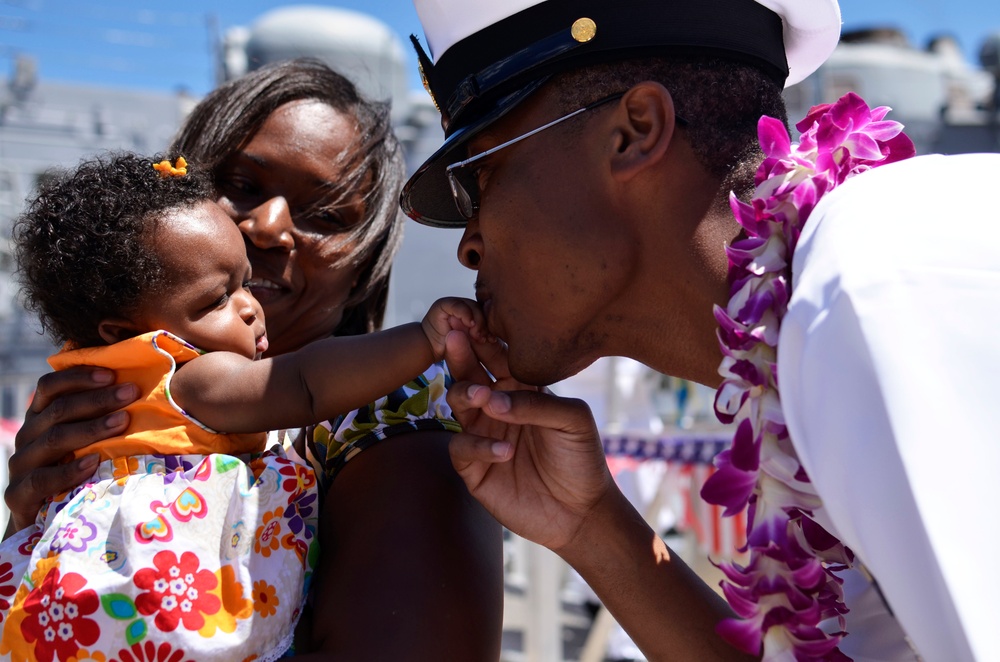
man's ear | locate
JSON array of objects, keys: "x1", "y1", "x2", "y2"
[
  {"x1": 97, "y1": 318, "x2": 142, "y2": 345},
  {"x1": 609, "y1": 82, "x2": 682, "y2": 180}
]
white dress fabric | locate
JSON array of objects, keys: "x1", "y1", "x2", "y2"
[{"x1": 778, "y1": 153, "x2": 1000, "y2": 661}]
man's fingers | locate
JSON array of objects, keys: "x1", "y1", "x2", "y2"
[
  {"x1": 444, "y1": 330, "x2": 492, "y2": 385},
  {"x1": 449, "y1": 431, "x2": 513, "y2": 468},
  {"x1": 468, "y1": 337, "x2": 513, "y2": 383},
  {"x1": 476, "y1": 389, "x2": 597, "y2": 437},
  {"x1": 448, "y1": 433, "x2": 513, "y2": 498},
  {"x1": 446, "y1": 381, "x2": 494, "y2": 419}
]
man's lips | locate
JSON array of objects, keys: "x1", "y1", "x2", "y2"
[{"x1": 475, "y1": 284, "x2": 497, "y2": 337}]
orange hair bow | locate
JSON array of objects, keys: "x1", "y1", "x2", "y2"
[{"x1": 152, "y1": 156, "x2": 188, "y2": 178}]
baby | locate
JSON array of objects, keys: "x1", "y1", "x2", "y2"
[{"x1": 1, "y1": 152, "x2": 485, "y2": 662}]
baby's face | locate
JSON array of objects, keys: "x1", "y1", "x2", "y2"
[{"x1": 133, "y1": 200, "x2": 268, "y2": 359}]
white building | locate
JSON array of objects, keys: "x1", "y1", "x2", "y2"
[{"x1": 0, "y1": 64, "x2": 195, "y2": 421}]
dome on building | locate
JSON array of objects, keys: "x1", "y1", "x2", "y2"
[{"x1": 241, "y1": 5, "x2": 410, "y2": 116}]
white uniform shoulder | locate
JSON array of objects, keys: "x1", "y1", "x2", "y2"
[{"x1": 778, "y1": 152, "x2": 1000, "y2": 662}]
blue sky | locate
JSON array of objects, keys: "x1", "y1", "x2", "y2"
[{"x1": 2, "y1": 0, "x2": 998, "y2": 96}]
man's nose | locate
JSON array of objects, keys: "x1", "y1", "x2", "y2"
[{"x1": 457, "y1": 218, "x2": 483, "y2": 269}]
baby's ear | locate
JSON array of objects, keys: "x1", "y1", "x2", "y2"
[{"x1": 97, "y1": 318, "x2": 142, "y2": 345}]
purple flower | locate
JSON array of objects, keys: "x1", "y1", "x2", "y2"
[
  {"x1": 713, "y1": 92, "x2": 914, "y2": 660},
  {"x1": 51, "y1": 515, "x2": 98, "y2": 553},
  {"x1": 283, "y1": 490, "x2": 318, "y2": 537}
]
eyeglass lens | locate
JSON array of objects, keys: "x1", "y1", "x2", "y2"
[{"x1": 447, "y1": 166, "x2": 478, "y2": 219}]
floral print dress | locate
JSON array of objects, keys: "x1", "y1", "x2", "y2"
[{"x1": 0, "y1": 332, "x2": 318, "y2": 662}]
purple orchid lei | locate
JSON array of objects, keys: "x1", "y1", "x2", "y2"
[{"x1": 701, "y1": 92, "x2": 915, "y2": 660}]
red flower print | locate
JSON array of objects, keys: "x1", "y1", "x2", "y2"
[
  {"x1": 0, "y1": 560, "x2": 17, "y2": 617},
  {"x1": 134, "y1": 550, "x2": 220, "y2": 633},
  {"x1": 20, "y1": 567, "x2": 99, "y2": 662},
  {"x1": 254, "y1": 508, "x2": 283, "y2": 557},
  {"x1": 252, "y1": 580, "x2": 278, "y2": 618},
  {"x1": 277, "y1": 461, "x2": 316, "y2": 497},
  {"x1": 112, "y1": 641, "x2": 193, "y2": 662},
  {"x1": 18, "y1": 530, "x2": 42, "y2": 556}
]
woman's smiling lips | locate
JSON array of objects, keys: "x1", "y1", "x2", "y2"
[{"x1": 248, "y1": 276, "x2": 287, "y2": 302}]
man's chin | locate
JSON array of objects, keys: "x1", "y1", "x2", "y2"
[{"x1": 507, "y1": 345, "x2": 594, "y2": 388}]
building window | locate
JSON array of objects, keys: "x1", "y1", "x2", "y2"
[{"x1": 1, "y1": 386, "x2": 13, "y2": 419}]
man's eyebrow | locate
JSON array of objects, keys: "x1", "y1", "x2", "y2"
[{"x1": 467, "y1": 129, "x2": 502, "y2": 156}]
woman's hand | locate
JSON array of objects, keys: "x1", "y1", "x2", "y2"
[
  {"x1": 444, "y1": 331, "x2": 616, "y2": 552},
  {"x1": 5, "y1": 366, "x2": 137, "y2": 534}
]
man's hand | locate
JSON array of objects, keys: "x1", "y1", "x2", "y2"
[{"x1": 444, "y1": 331, "x2": 615, "y2": 551}]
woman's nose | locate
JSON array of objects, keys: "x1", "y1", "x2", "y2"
[
  {"x1": 457, "y1": 219, "x2": 483, "y2": 270},
  {"x1": 240, "y1": 196, "x2": 294, "y2": 251}
]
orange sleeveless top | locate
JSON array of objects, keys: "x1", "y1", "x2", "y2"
[{"x1": 48, "y1": 330, "x2": 265, "y2": 461}]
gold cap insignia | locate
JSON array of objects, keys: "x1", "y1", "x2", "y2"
[
  {"x1": 571, "y1": 17, "x2": 597, "y2": 43},
  {"x1": 418, "y1": 60, "x2": 441, "y2": 113}
]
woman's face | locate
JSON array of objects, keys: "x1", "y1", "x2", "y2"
[{"x1": 214, "y1": 100, "x2": 368, "y2": 357}]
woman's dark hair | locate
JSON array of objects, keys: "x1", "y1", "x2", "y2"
[
  {"x1": 171, "y1": 57, "x2": 405, "y2": 336},
  {"x1": 13, "y1": 152, "x2": 214, "y2": 347},
  {"x1": 553, "y1": 55, "x2": 787, "y2": 204}
]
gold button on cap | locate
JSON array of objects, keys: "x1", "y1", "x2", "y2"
[{"x1": 571, "y1": 17, "x2": 597, "y2": 43}]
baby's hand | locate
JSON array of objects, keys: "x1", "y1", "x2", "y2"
[{"x1": 422, "y1": 297, "x2": 491, "y2": 359}]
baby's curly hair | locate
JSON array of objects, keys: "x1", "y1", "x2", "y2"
[{"x1": 13, "y1": 151, "x2": 214, "y2": 348}]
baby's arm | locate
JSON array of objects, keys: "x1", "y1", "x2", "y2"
[{"x1": 172, "y1": 322, "x2": 438, "y2": 433}]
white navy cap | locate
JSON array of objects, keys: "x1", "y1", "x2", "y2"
[{"x1": 402, "y1": 0, "x2": 842, "y2": 227}]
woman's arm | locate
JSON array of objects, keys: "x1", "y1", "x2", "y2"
[
  {"x1": 301, "y1": 429, "x2": 504, "y2": 660},
  {"x1": 4, "y1": 366, "x2": 138, "y2": 537}
]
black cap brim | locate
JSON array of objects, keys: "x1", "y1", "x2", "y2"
[
  {"x1": 400, "y1": 77, "x2": 549, "y2": 228},
  {"x1": 403, "y1": 0, "x2": 790, "y2": 228}
]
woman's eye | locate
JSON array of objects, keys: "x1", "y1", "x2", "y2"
[
  {"x1": 317, "y1": 209, "x2": 344, "y2": 226},
  {"x1": 217, "y1": 174, "x2": 259, "y2": 197},
  {"x1": 297, "y1": 206, "x2": 349, "y2": 231}
]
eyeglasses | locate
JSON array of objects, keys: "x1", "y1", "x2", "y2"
[{"x1": 445, "y1": 93, "x2": 628, "y2": 220}]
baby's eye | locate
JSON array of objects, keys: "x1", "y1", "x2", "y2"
[{"x1": 206, "y1": 293, "x2": 229, "y2": 310}]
